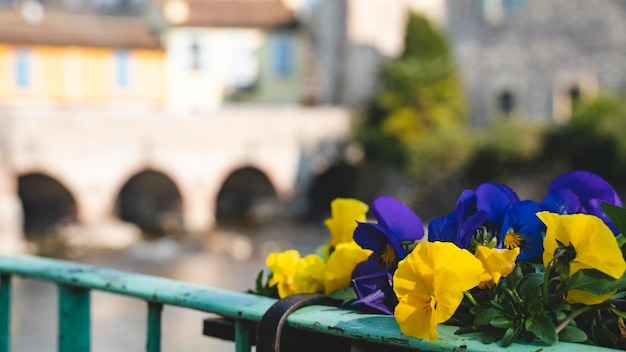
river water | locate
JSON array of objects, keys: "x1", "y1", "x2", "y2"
[{"x1": 9, "y1": 221, "x2": 328, "y2": 352}]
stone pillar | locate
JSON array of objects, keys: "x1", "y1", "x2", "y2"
[
  {"x1": 0, "y1": 168, "x2": 25, "y2": 254},
  {"x1": 75, "y1": 184, "x2": 115, "y2": 225},
  {"x1": 182, "y1": 187, "x2": 215, "y2": 234}
]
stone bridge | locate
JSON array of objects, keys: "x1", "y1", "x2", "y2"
[{"x1": 0, "y1": 106, "x2": 353, "y2": 253}]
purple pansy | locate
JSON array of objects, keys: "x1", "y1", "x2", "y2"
[
  {"x1": 350, "y1": 271, "x2": 397, "y2": 315},
  {"x1": 542, "y1": 170, "x2": 623, "y2": 234},
  {"x1": 353, "y1": 196, "x2": 424, "y2": 272}
]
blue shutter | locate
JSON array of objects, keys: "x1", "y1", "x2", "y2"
[
  {"x1": 116, "y1": 50, "x2": 130, "y2": 88},
  {"x1": 273, "y1": 33, "x2": 293, "y2": 77},
  {"x1": 15, "y1": 49, "x2": 30, "y2": 88}
]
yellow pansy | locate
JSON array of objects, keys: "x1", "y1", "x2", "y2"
[
  {"x1": 293, "y1": 254, "x2": 326, "y2": 294},
  {"x1": 324, "y1": 241, "x2": 372, "y2": 295},
  {"x1": 324, "y1": 198, "x2": 369, "y2": 251},
  {"x1": 537, "y1": 211, "x2": 626, "y2": 305},
  {"x1": 266, "y1": 249, "x2": 300, "y2": 298},
  {"x1": 567, "y1": 289, "x2": 615, "y2": 306},
  {"x1": 393, "y1": 241, "x2": 482, "y2": 341},
  {"x1": 475, "y1": 246, "x2": 520, "y2": 289},
  {"x1": 538, "y1": 212, "x2": 625, "y2": 279}
]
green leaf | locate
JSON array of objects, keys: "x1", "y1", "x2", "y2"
[
  {"x1": 555, "y1": 310, "x2": 567, "y2": 323},
  {"x1": 616, "y1": 234, "x2": 626, "y2": 248},
  {"x1": 565, "y1": 269, "x2": 626, "y2": 295},
  {"x1": 610, "y1": 291, "x2": 626, "y2": 299},
  {"x1": 490, "y1": 315, "x2": 514, "y2": 329},
  {"x1": 518, "y1": 273, "x2": 544, "y2": 312},
  {"x1": 500, "y1": 326, "x2": 521, "y2": 347},
  {"x1": 481, "y1": 327, "x2": 503, "y2": 344},
  {"x1": 593, "y1": 320, "x2": 619, "y2": 346},
  {"x1": 609, "y1": 308, "x2": 626, "y2": 319},
  {"x1": 525, "y1": 314, "x2": 558, "y2": 345},
  {"x1": 474, "y1": 307, "x2": 500, "y2": 326},
  {"x1": 558, "y1": 325, "x2": 588, "y2": 343},
  {"x1": 315, "y1": 244, "x2": 328, "y2": 258},
  {"x1": 254, "y1": 270, "x2": 265, "y2": 292},
  {"x1": 602, "y1": 202, "x2": 626, "y2": 236},
  {"x1": 518, "y1": 273, "x2": 543, "y2": 299},
  {"x1": 328, "y1": 286, "x2": 357, "y2": 306},
  {"x1": 490, "y1": 300, "x2": 507, "y2": 312}
]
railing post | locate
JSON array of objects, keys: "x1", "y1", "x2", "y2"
[
  {"x1": 58, "y1": 284, "x2": 90, "y2": 352},
  {"x1": 0, "y1": 274, "x2": 11, "y2": 352},
  {"x1": 234, "y1": 319, "x2": 252, "y2": 352},
  {"x1": 146, "y1": 302, "x2": 162, "y2": 352}
]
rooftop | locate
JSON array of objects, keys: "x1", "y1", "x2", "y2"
[
  {"x1": 0, "y1": 8, "x2": 162, "y2": 49},
  {"x1": 0, "y1": 0, "x2": 297, "y2": 49}
]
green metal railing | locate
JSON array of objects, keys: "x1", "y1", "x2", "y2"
[{"x1": 0, "y1": 255, "x2": 618, "y2": 352}]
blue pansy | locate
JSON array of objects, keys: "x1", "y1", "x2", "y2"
[
  {"x1": 428, "y1": 190, "x2": 487, "y2": 249},
  {"x1": 428, "y1": 183, "x2": 519, "y2": 250},
  {"x1": 475, "y1": 182, "x2": 520, "y2": 230},
  {"x1": 353, "y1": 196, "x2": 424, "y2": 272},
  {"x1": 499, "y1": 200, "x2": 546, "y2": 261}
]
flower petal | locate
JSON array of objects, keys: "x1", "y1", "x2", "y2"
[
  {"x1": 499, "y1": 200, "x2": 545, "y2": 261},
  {"x1": 566, "y1": 289, "x2": 617, "y2": 305},
  {"x1": 549, "y1": 170, "x2": 622, "y2": 208},
  {"x1": 475, "y1": 246, "x2": 519, "y2": 289},
  {"x1": 541, "y1": 188, "x2": 581, "y2": 215},
  {"x1": 537, "y1": 212, "x2": 626, "y2": 279},
  {"x1": 370, "y1": 196, "x2": 424, "y2": 242},
  {"x1": 266, "y1": 250, "x2": 301, "y2": 298},
  {"x1": 476, "y1": 182, "x2": 519, "y2": 226},
  {"x1": 393, "y1": 241, "x2": 482, "y2": 341},
  {"x1": 395, "y1": 293, "x2": 438, "y2": 341},
  {"x1": 324, "y1": 198, "x2": 369, "y2": 246},
  {"x1": 324, "y1": 242, "x2": 372, "y2": 294}
]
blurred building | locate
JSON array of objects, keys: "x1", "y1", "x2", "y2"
[
  {"x1": 0, "y1": 4, "x2": 164, "y2": 110},
  {"x1": 0, "y1": 0, "x2": 309, "y2": 113},
  {"x1": 447, "y1": 0, "x2": 626, "y2": 125},
  {"x1": 312, "y1": 0, "x2": 626, "y2": 125},
  {"x1": 160, "y1": 0, "x2": 308, "y2": 114},
  {"x1": 310, "y1": 0, "x2": 446, "y2": 106},
  {"x1": 0, "y1": 0, "x2": 353, "y2": 253}
]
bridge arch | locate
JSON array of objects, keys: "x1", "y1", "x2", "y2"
[
  {"x1": 214, "y1": 165, "x2": 280, "y2": 225},
  {"x1": 306, "y1": 162, "x2": 360, "y2": 219},
  {"x1": 115, "y1": 169, "x2": 184, "y2": 237},
  {"x1": 17, "y1": 172, "x2": 78, "y2": 238}
]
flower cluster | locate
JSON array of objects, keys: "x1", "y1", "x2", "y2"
[{"x1": 251, "y1": 170, "x2": 626, "y2": 349}]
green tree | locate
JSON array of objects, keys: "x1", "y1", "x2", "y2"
[
  {"x1": 356, "y1": 12, "x2": 467, "y2": 168},
  {"x1": 542, "y1": 95, "x2": 626, "y2": 183}
]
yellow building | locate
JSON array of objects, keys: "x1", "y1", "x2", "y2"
[
  {"x1": 0, "y1": 0, "x2": 307, "y2": 113},
  {"x1": 0, "y1": 7, "x2": 164, "y2": 109}
]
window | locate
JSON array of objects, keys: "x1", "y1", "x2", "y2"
[
  {"x1": 569, "y1": 85, "x2": 581, "y2": 108},
  {"x1": 15, "y1": 48, "x2": 30, "y2": 88},
  {"x1": 272, "y1": 33, "x2": 293, "y2": 77},
  {"x1": 496, "y1": 90, "x2": 515, "y2": 116},
  {"x1": 553, "y1": 76, "x2": 598, "y2": 124},
  {"x1": 190, "y1": 38, "x2": 202, "y2": 71},
  {"x1": 481, "y1": 0, "x2": 525, "y2": 24},
  {"x1": 115, "y1": 50, "x2": 130, "y2": 88}
]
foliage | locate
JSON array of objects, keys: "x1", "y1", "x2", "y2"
[
  {"x1": 355, "y1": 12, "x2": 466, "y2": 169},
  {"x1": 406, "y1": 124, "x2": 476, "y2": 182},
  {"x1": 464, "y1": 120, "x2": 545, "y2": 182},
  {"x1": 542, "y1": 96, "x2": 626, "y2": 183}
]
